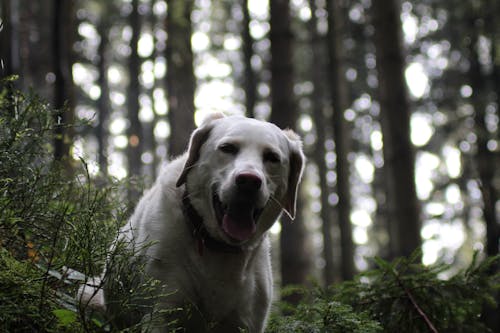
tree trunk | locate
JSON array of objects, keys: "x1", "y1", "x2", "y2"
[
  {"x1": 242, "y1": 0, "x2": 256, "y2": 118},
  {"x1": 144, "y1": 0, "x2": 159, "y2": 180},
  {"x1": 270, "y1": 0, "x2": 311, "y2": 303},
  {"x1": 52, "y1": 0, "x2": 75, "y2": 169},
  {"x1": 0, "y1": 0, "x2": 17, "y2": 115},
  {"x1": 371, "y1": 0, "x2": 421, "y2": 259},
  {"x1": 96, "y1": 19, "x2": 110, "y2": 176},
  {"x1": 1, "y1": 0, "x2": 21, "y2": 81},
  {"x1": 127, "y1": 0, "x2": 143, "y2": 182},
  {"x1": 468, "y1": 5, "x2": 499, "y2": 261},
  {"x1": 1, "y1": 0, "x2": 13, "y2": 77},
  {"x1": 469, "y1": 5, "x2": 500, "y2": 332},
  {"x1": 166, "y1": 0, "x2": 195, "y2": 156},
  {"x1": 326, "y1": 0, "x2": 355, "y2": 280},
  {"x1": 308, "y1": 0, "x2": 336, "y2": 286},
  {"x1": 482, "y1": 1, "x2": 500, "y2": 260}
]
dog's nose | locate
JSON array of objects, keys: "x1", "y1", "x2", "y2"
[{"x1": 235, "y1": 172, "x2": 262, "y2": 192}]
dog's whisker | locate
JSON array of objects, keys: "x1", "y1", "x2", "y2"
[
  {"x1": 268, "y1": 195, "x2": 284, "y2": 209},
  {"x1": 183, "y1": 163, "x2": 199, "y2": 171}
]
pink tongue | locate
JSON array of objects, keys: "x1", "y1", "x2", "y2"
[{"x1": 222, "y1": 213, "x2": 256, "y2": 242}]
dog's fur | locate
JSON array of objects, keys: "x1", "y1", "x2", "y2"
[{"x1": 79, "y1": 114, "x2": 305, "y2": 332}]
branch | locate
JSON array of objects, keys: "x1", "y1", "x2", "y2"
[{"x1": 394, "y1": 270, "x2": 439, "y2": 333}]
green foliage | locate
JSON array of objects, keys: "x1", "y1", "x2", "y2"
[
  {"x1": 335, "y1": 251, "x2": 499, "y2": 333},
  {"x1": 0, "y1": 248, "x2": 60, "y2": 332},
  {"x1": 0, "y1": 84, "x2": 166, "y2": 332},
  {"x1": 266, "y1": 286, "x2": 382, "y2": 333},
  {"x1": 268, "y1": 251, "x2": 499, "y2": 333}
]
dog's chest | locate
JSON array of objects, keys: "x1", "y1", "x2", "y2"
[{"x1": 195, "y1": 258, "x2": 256, "y2": 317}]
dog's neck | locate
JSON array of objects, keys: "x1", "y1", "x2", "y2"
[{"x1": 182, "y1": 191, "x2": 244, "y2": 256}]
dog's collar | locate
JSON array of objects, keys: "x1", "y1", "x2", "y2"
[{"x1": 182, "y1": 191, "x2": 243, "y2": 256}]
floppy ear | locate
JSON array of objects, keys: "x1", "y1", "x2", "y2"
[
  {"x1": 176, "y1": 124, "x2": 214, "y2": 187},
  {"x1": 281, "y1": 130, "x2": 306, "y2": 219},
  {"x1": 176, "y1": 113, "x2": 225, "y2": 187}
]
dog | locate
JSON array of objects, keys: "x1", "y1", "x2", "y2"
[{"x1": 79, "y1": 113, "x2": 305, "y2": 332}]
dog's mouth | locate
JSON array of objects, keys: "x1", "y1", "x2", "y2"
[{"x1": 212, "y1": 187, "x2": 264, "y2": 243}]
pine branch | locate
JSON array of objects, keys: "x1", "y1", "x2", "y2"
[{"x1": 392, "y1": 269, "x2": 439, "y2": 333}]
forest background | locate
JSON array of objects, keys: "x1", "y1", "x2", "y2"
[{"x1": 0, "y1": 0, "x2": 499, "y2": 331}]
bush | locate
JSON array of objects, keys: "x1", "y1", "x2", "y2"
[
  {"x1": 266, "y1": 286, "x2": 382, "y2": 333},
  {"x1": 267, "y1": 251, "x2": 499, "y2": 333},
  {"x1": 0, "y1": 248, "x2": 61, "y2": 332},
  {"x1": 0, "y1": 82, "x2": 165, "y2": 332},
  {"x1": 333, "y1": 252, "x2": 499, "y2": 333}
]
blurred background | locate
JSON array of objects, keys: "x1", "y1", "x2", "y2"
[{"x1": 0, "y1": 0, "x2": 498, "y2": 294}]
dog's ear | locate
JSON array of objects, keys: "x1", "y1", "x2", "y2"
[
  {"x1": 176, "y1": 122, "x2": 216, "y2": 187},
  {"x1": 281, "y1": 129, "x2": 306, "y2": 219}
]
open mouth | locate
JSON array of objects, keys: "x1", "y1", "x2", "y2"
[{"x1": 212, "y1": 186, "x2": 263, "y2": 242}]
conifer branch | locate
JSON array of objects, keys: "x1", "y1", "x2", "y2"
[{"x1": 394, "y1": 270, "x2": 439, "y2": 333}]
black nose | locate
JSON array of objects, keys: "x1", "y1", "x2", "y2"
[{"x1": 235, "y1": 172, "x2": 262, "y2": 192}]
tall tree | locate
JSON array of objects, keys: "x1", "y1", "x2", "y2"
[
  {"x1": 127, "y1": 0, "x2": 143, "y2": 180},
  {"x1": 270, "y1": 0, "x2": 311, "y2": 302},
  {"x1": 0, "y1": 0, "x2": 13, "y2": 77},
  {"x1": 52, "y1": 0, "x2": 75, "y2": 167},
  {"x1": 326, "y1": 0, "x2": 355, "y2": 280},
  {"x1": 143, "y1": 0, "x2": 159, "y2": 179},
  {"x1": 467, "y1": 5, "x2": 499, "y2": 331},
  {"x1": 0, "y1": 0, "x2": 17, "y2": 114},
  {"x1": 467, "y1": 3, "x2": 499, "y2": 260},
  {"x1": 308, "y1": 0, "x2": 336, "y2": 286},
  {"x1": 1, "y1": 0, "x2": 21, "y2": 82},
  {"x1": 371, "y1": 0, "x2": 421, "y2": 259},
  {"x1": 166, "y1": 0, "x2": 195, "y2": 156},
  {"x1": 96, "y1": 9, "x2": 111, "y2": 176},
  {"x1": 241, "y1": 0, "x2": 256, "y2": 118}
]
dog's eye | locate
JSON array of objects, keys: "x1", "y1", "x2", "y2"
[
  {"x1": 219, "y1": 143, "x2": 239, "y2": 155},
  {"x1": 263, "y1": 150, "x2": 281, "y2": 164}
]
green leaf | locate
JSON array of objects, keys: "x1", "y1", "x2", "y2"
[{"x1": 52, "y1": 309, "x2": 77, "y2": 327}]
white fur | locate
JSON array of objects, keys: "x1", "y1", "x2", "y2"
[{"x1": 79, "y1": 115, "x2": 305, "y2": 332}]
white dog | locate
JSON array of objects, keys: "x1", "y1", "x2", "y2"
[{"x1": 79, "y1": 114, "x2": 305, "y2": 332}]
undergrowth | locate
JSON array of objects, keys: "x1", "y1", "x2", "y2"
[
  {"x1": 0, "y1": 81, "x2": 164, "y2": 332},
  {"x1": 266, "y1": 252, "x2": 499, "y2": 333}
]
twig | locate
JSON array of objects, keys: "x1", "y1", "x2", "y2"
[
  {"x1": 393, "y1": 270, "x2": 439, "y2": 333},
  {"x1": 38, "y1": 204, "x2": 69, "y2": 312}
]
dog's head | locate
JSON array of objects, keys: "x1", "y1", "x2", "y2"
[{"x1": 176, "y1": 114, "x2": 305, "y2": 245}]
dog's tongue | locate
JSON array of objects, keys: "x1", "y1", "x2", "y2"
[{"x1": 222, "y1": 205, "x2": 256, "y2": 242}]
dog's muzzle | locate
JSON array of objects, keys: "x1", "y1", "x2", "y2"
[{"x1": 213, "y1": 172, "x2": 265, "y2": 242}]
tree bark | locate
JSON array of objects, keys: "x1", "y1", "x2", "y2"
[
  {"x1": 470, "y1": 17, "x2": 499, "y2": 262},
  {"x1": 144, "y1": 0, "x2": 159, "y2": 180},
  {"x1": 471, "y1": 39, "x2": 500, "y2": 333},
  {"x1": 166, "y1": 0, "x2": 195, "y2": 156},
  {"x1": 308, "y1": 0, "x2": 336, "y2": 286},
  {"x1": 96, "y1": 18, "x2": 110, "y2": 176},
  {"x1": 1, "y1": 0, "x2": 21, "y2": 81},
  {"x1": 326, "y1": 0, "x2": 355, "y2": 280},
  {"x1": 467, "y1": 3, "x2": 499, "y2": 259},
  {"x1": 469, "y1": 4, "x2": 500, "y2": 332},
  {"x1": 52, "y1": 0, "x2": 75, "y2": 169},
  {"x1": 371, "y1": 0, "x2": 421, "y2": 259},
  {"x1": 127, "y1": 0, "x2": 143, "y2": 181},
  {"x1": 1, "y1": 0, "x2": 13, "y2": 77},
  {"x1": 242, "y1": 0, "x2": 256, "y2": 118},
  {"x1": 270, "y1": 0, "x2": 311, "y2": 303}
]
